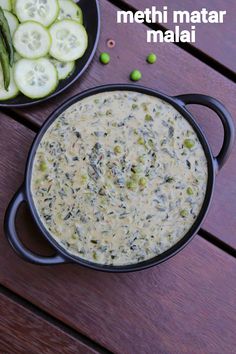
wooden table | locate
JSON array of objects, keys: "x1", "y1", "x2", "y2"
[{"x1": 0, "y1": 1, "x2": 235, "y2": 353}]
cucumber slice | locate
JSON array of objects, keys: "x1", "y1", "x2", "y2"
[
  {"x1": 13, "y1": 21, "x2": 51, "y2": 59},
  {"x1": 15, "y1": 0, "x2": 59, "y2": 26},
  {"x1": 0, "y1": 67, "x2": 19, "y2": 100},
  {"x1": 3, "y1": 10, "x2": 19, "y2": 36},
  {"x1": 14, "y1": 58, "x2": 58, "y2": 98},
  {"x1": 0, "y1": 0, "x2": 11, "y2": 10},
  {"x1": 49, "y1": 20, "x2": 88, "y2": 61},
  {"x1": 58, "y1": 0, "x2": 83, "y2": 24},
  {"x1": 50, "y1": 58, "x2": 75, "y2": 80}
]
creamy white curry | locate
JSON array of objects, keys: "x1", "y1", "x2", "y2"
[{"x1": 31, "y1": 91, "x2": 208, "y2": 265}]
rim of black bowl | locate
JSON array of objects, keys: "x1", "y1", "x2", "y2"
[{"x1": 0, "y1": 0, "x2": 101, "y2": 108}]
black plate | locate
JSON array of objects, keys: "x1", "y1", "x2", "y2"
[{"x1": 0, "y1": 0, "x2": 100, "y2": 107}]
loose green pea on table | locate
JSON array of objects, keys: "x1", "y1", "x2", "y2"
[
  {"x1": 100, "y1": 52, "x2": 110, "y2": 65},
  {"x1": 130, "y1": 70, "x2": 142, "y2": 81},
  {"x1": 147, "y1": 53, "x2": 157, "y2": 64}
]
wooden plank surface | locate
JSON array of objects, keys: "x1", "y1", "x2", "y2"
[
  {"x1": 10, "y1": 0, "x2": 236, "y2": 249},
  {"x1": 0, "y1": 292, "x2": 98, "y2": 354},
  {"x1": 120, "y1": 0, "x2": 236, "y2": 73},
  {"x1": 0, "y1": 114, "x2": 235, "y2": 354}
]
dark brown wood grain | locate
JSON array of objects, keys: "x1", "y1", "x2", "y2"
[
  {"x1": 0, "y1": 113, "x2": 235, "y2": 354},
  {"x1": 10, "y1": 0, "x2": 236, "y2": 248},
  {"x1": 0, "y1": 292, "x2": 98, "y2": 354},
  {"x1": 120, "y1": 0, "x2": 236, "y2": 73}
]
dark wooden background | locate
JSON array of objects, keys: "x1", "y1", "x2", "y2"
[{"x1": 0, "y1": 0, "x2": 235, "y2": 353}]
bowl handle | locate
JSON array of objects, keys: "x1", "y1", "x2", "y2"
[
  {"x1": 174, "y1": 94, "x2": 235, "y2": 172},
  {"x1": 4, "y1": 187, "x2": 67, "y2": 265}
]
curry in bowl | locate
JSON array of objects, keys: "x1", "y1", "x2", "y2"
[{"x1": 31, "y1": 91, "x2": 208, "y2": 266}]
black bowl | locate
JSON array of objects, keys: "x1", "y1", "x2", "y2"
[
  {"x1": 4, "y1": 85, "x2": 235, "y2": 272},
  {"x1": 0, "y1": 0, "x2": 100, "y2": 108}
]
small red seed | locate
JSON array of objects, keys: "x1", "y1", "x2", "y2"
[{"x1": 107, "y1": 39, "x2": 116, "y2": 48}]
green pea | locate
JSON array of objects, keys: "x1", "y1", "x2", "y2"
[
  {"x1": 114, "y1": 145, "x2": 122, "y2": 154},
  {"x1": 132, "y1": 103, "x2": 138, "y2": 110},
  {"x1": 39, "y1": 161, "x2": 47, "y2": 172},
  {"x1": 137, "y1": 137, "x2": 145, "y2": 145},
  {"x1": 100, "y1": 52, "x2": 110, "y2": 65},
  {"x1": 106, "y1": 109, "x2": 112, "y2": 116},
  {"x1": 147, "y1": 53, "x2": 157, "y2": 64},
  {"x1": 180, "y1": 209, "x2": 188, "y2": 218},
  {"x1": 81, "y1": 175, "x2": 87, "y2": 183},
  {"x1": 130, "y1": 69, "x2": 142, "y2": 81},
  {"x1": 184, "y1": 139, "x2": 195, "y2": 149},
  {"x1": 165, "y1": 177, "x2": 174, "y2": 183},
  {"x1": 126, "y1": 180, "x2": 137, "y2": 191},
  {"x1": 145, "y1": 114, "x2": 153, "y2": 122},
  {"x1": 187, "y1": 187, "x2": 194, "y2": 195},
  {"x1": 139, "y1": 177, "x2": 147, "y2": 188}
]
